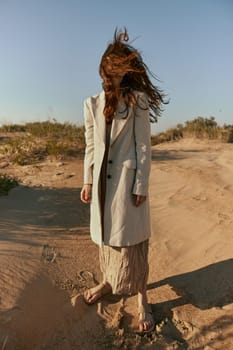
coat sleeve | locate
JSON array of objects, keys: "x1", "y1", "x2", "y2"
[
  {"x1": 83, "y1": 98, "x2": 94, "y2": 184},
  {"x1": 132, "y1": 92, "x2": 151, "y2": 196}
]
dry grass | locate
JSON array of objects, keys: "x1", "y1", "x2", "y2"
[
  {"x1": 151, "y1": 117, "x2": 233, "y2": 145},
  {"x1": 0, "y1": 121, "x2": 85, "y2": 165}
]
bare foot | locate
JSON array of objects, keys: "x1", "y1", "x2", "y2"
[
  {"x1": 83, "y1": 282, "x2": 112, "y2": 305},
  {"x1": 138, "y1": 290, "x2": 155, "y2": 334},
  {"x1": 138, "y1": 304, "x2": 155, "y2": 334}
]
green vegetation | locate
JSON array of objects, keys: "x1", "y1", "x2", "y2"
[
  {"x1": 0, "y1": 121, "x2": 85, "y2": 165},
  {"x1": 151, "y1": 117, "x2": 233, "y2": 145},
  {"x1": 0, "y1": 174, "x2": 19, "y2": 195}
]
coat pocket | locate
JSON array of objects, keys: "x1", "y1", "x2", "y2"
[{"x1": 123, "y1": 159, "x2": 137, "y2": 169}]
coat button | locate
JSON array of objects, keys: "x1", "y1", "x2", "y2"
[
  {"x1": 108, "y1": 160, "x2": 113, "y2": 164},
  {"x1": 107, "y1": 174, "x2": 112, "y2": 179}
]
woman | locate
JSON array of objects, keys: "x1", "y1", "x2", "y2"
[{"x1": 80, "y1": 29, "x2": 166, "y2": 334}]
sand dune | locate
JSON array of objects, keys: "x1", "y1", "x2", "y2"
[{"x1": 0, "y1": 138, "x2": 233, "y2": 349}]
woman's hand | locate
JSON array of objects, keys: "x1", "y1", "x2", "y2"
[
  {"x1": 80, "y1": 184, "x2": 92, "y2": 203},
  {"x1": 133, "y1": 195, "x2": 146, "y2": 207}
]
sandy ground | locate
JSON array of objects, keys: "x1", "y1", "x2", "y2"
[{"x1": 0, "y1": 138, "x2": 233, "y2": 349}]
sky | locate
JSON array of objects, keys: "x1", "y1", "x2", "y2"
[{"x1": 0, "y1": 0, "x2": 232, "y2": 134}]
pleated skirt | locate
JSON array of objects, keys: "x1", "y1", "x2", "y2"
[{"x1": 99, "y1": 240, "x2": 149, "y2": 295}]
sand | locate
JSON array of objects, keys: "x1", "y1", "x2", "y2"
[{"x1": 0, "y1": 138, "x2": 233, "y2": 349}]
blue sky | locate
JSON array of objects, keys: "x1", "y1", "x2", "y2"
[{"x1": 0, "y1": 0, "x2": 232, "y2": 134}]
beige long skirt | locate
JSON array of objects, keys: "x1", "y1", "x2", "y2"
[
  {"x1": 99, "y1": 240, "x2": 149, "y2": 295},
  {"x1": 99, "y1": 121, "x2": 149, "y2": 296}
]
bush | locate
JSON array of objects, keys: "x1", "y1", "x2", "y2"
[
  {"x1": 0, "y1": 174, "x2": 19, "y2": 195},
  {"x1": 183, "y1": 116, "x2": 218, "y2": 139},
  {"x1": 151, "y1": 127, "x2": 183, "y2": 145},
  {"x1": 151, "y1": 117, "x2": 233, "y2": 145},
  {"x1": 0, "y1": 124, "x2": 26, "y2": 132}
]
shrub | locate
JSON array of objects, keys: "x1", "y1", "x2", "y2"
[
  {"x1": 0, "y1": 174, "x2": 19, "y2": 195},
  {"x1": 0, "y1": 124, "x2": 26, "y2": 132},
  {"x1": 151, "y1": 117, "x2": 233, "y2": 145},
  {"x1": 151, "y1": 127, "x2": 183, "y2": 145},
  {"x1": 183, "y1": 116, "x2": 218, "y2": 139}
]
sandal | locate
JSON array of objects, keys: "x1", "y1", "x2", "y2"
[
  {"x1": 83, "y1": 283, "x2": 112, "y2": 305},
  {"x1": 138, "y1": 304, "x2": 155, "y2": 334}
]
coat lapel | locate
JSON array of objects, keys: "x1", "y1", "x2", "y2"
[
  {"x1": 92, "y1": 91, "x2": 133, "y2": 146},
  {"x1": 110, "y1": 102, "x2": 133, "y2": 146},
  {"x1": 91, "y1": 91, "x2": 106, "y2": 144}
]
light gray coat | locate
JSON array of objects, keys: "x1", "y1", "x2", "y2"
[{"x1": 83, "y1": 90, "x2": 151, "y2": 247}]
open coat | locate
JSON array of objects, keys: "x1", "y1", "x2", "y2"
[{"x1": 83, "y1": 90, "x2": 151, "y2": 247}]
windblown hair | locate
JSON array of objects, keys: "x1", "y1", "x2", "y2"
[{"x1": 99, "y1": 28, "x2": 168, "y2": 123}]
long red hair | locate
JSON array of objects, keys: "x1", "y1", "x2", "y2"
[{"x1": 99, "y1": 28, "x2": 167, "y2": 123}]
